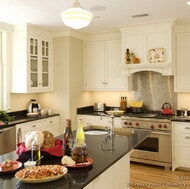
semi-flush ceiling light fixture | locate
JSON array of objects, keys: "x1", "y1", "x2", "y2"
[
  {"x1": 187, "y1": 0, "x2": 190, "y2": 5},
  {"x1": 60, "y1": 0, "x2": 93, "y2": 29}
]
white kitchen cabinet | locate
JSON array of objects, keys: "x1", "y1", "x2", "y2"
[
  {"x1": 119, "y1": 20, "x2": 175, "y2": 76},
  {"x1": 84, "y1": 39, "x2": 132, "y2": 91},
  {"x1": 174, "y1": 30, "x2": 190, "y2": 92},
  {"x1": 84, "y1": 152, "x2": 131, "y2": 189},
  {"x1": 77, "y1": 115, "x2": 122, "y2": 128},
  {"x1": 16, "y1": 116, "x2": 60, "y2": 144},
  {"x1": 172, "y1": 121, "x2": 190, "y2": 170},
  {"x1": 12, "y1": 23, "x2": 53, "y2": 93}
]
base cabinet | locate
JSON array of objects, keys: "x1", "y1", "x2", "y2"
[
  {"x1": 77, "y1": 115, "x2": 122, "y2": 128},
  {"x1": 172, "y1": 121, "x2": 190, "y2": 170},
  {"x1": 16, "y1": 116, "x2": 60, "y2": 144},
  {"x1": 84, "y1": 152, "x2": 131, "y2": 189}
]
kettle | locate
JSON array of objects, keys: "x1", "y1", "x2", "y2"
[
  {"x1": 28, "y1": 99, "x2": 41, "y2": 113},
  {"x1": 161, "y1": 103, "x2": 172, "y2": 115}
]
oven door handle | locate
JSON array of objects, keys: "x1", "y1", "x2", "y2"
[{"x1": 151, "y1": 131, "x2": 171, "y2": 136}]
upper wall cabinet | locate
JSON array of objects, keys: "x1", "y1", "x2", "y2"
[
  {"x1": 174, "y1": 23, "x2": 190, "y2": 92},
  {"x1": 84, "y1": 33, "x2": 132, "y2": 91},
  {"x1": 119, "y1": 20, "x2": 175, "y2": 76},
  {"x1": 11, "y1": 24, "x2": 53, "y2": 93}
]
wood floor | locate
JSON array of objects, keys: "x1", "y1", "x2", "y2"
[{"x1": 130, "y1": 162, "x2": 190, "y2": 189}]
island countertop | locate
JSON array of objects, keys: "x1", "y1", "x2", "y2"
[{"x1": 0, "y1": 130, "x2": 150, "y2": 189}]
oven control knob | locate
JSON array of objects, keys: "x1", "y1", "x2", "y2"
[
  {"x1": 163, "y1": 124, "x2": 167, "y2": 129},
  {"x1": 135, "y1": 122, "x2": 139, "y2": 126},
  {"x1": 129, "y1": 122, "x2": 132, "y2": 126},
  {"x1": 124, "y1": 121, "x2": 128, "y2": 125},
  {"x1": 150, "y1": 125, "x2": 155, "y2": 129},
  {"x1": 158, "y1": 124, "x2": 162, "y2": 128}
]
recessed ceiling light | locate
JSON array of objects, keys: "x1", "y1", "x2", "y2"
[
  {"x1": 132, "y1": 13, "x2": 149, "y2": 18},
  {"x1": 187, "y1": 0, "x2": 190, "y2": 5},
  {"x1": 91, "y1": 6, "x2": 106, "y2": 11}
]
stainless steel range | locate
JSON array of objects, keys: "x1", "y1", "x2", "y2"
[{"x1": 121, "y1": 113, "x2": 174, "y2": 169}]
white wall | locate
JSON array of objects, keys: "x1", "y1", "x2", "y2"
[
  {"x1": 177, "y1": 93, "x2": 190, "y2": 110},
  {"x1": 52, "y1": 36, "x2": 91, "y2": 131}
]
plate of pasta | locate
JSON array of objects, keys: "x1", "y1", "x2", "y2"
[{"x1": 15, "y1": 165, "x2": 68, "y2": 183}]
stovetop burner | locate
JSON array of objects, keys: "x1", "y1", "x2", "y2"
[
  {"x1": 154, "y1": 114, "x2": 175, "y2": 120},
  {"x1": 123, "y1": 112, "x2": 175, "y2": 120}
]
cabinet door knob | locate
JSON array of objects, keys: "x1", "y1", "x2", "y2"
[
  {"x1": 32, "y1": 125, "x2": 36, "y2": 128},
  {"x1": 185, "y1": 127, "x2": 190, "y2": 130},
  {"x1": 185, "y1": 136, "x2": 190, "y2": 139}
]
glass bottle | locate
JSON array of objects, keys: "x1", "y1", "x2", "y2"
[
  {"x1": 31, "y1": 135, "x2": 41, "y2": 165},
  {"x1": 76, "y1": 119, "x2": 85, "y2": 147},
  {"x1": 63, "y1": 119, "x2": 74, "y2": 156},
  {"x1": 125, "y1": 48, "x2": 131, "y2": 64}
]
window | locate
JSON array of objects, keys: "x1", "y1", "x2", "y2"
[{"x1": 0, "y1": 30, "x2": 11, "y2": 110}]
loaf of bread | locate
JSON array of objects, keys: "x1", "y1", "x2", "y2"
[{"x1": 41, "y1": 130, "x2": 55, "y2": 149}]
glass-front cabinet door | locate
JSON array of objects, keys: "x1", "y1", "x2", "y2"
[
  {"x1": 41, "y1": 40, "x2": 49, "y2": 87},
  {"x1": 29, "y1": 38, "x2": 39, "y2": 88},
  {"x1": 28, "y1": 36, "x2": 51, "y2": 92}
]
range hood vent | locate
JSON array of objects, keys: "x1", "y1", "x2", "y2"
[{"x1": 121, "y1": 62, "x2": 173, "y2": 76}]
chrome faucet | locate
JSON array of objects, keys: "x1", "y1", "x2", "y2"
[{"x1": 100, "y1": 113, "x2": 115, "y2": 135}]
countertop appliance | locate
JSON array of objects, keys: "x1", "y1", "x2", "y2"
[
  {"x1": 28, "y1": 99, "x2": 41, "y2": 113},
  {"x1": 94, "y1": 103, "x2": 106, "y2": 112},
  {"x1": 0, "y1": 126, "x2": 16, "y2": 155},
  {"x1": 121, "y1": 112, "x2": 174, "y2": 169},
  {"x1": 161, "y1": 102, "x2": 173, "y2": 115}
]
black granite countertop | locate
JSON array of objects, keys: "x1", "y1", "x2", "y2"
[
  {"x1": 0, "y1": 110, "x2": 60, "y2": 129},
  {"x1": 0, "y1": 130, "x2": 150, "y2": 189}
]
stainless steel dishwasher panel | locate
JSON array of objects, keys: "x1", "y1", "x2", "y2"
[{"x1": 0, "y1": 126, "x2": 16, "y2": 155}]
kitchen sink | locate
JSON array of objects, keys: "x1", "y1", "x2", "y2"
[
  {"x1": 84, "y1": 126, "x2": 108, "y2": 135},
  {"x1": 84, "y1": 125, "x2": 133, "y2": 136}
]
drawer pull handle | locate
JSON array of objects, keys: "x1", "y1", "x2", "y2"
[
  {"x1": 185, "y1": 127, "x2": 190, "y2": 130},
  {"x1": 49, "y1": 121, "x2": 53, "y2": 123},
  {"x1": 32, "y1": 125, "x2": 36, "y2": 128},
  {"x1": 185, "y1": 136, "x2": 190, "y2": 139}
]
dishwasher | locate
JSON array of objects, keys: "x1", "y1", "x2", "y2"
[{"x1": 0, "y1": 126, "x2": 16, "y2": 155}]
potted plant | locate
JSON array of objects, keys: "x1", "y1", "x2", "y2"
[{"x1": 0, "y1": 110, "x2": 15, "y2": 125}]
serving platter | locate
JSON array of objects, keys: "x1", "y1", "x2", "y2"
[
  {"x1": 15, "y1": 165, "x2": 68, "y2": 183},
  {"x1": 64, "y1": 157, "x2": 93, "y2": 168},
  {"x1": 0, "y1": 161, "x2": 22, "y2": 174}
]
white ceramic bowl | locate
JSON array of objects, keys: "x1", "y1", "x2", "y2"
[{"x1": 24, "y1": 161, "x2": 36, "y2": 167}]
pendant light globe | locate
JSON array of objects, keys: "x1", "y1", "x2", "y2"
[{"x1": 60, "y1": 0, "x2": 93, "y2": 29}]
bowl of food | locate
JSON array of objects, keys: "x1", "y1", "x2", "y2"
[{"x1": 24, "y1": 161, "x2": 36, "y2": 168}]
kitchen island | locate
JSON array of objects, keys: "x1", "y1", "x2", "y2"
[{"x1": 0, "y1": 130, "x2": 150, "y2": 189}]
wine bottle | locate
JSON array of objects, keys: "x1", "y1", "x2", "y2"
[
  {"x1": 76, "y1": 119, "x2": 85, "y2": 147},
  {"x1": 63, "y1": 119, "x2": 74, "y2": 156},
  {"x1": 31, "y1": 135, "x2": 41, "y2": 165}
]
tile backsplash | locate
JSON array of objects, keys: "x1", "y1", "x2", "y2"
[{"x1": 132, "y1": 71, "x2": 177, "y2": 112}]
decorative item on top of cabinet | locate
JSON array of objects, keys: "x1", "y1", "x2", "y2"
[
  {"x1": 119, "y1": 20, "x2": 175, "y2": 76},
  {"x1": 125, "y1": 48, "x2": 131, "y2": 64},
  {"x1": 148, "y1": 48, "x2": 165, "y2": 63},
  {"x1": 12, "y1": 23, "x2": 53, "y2": 93}
]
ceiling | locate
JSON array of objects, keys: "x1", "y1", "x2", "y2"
[{"x1": 0, "y1": 0, "x2": 190, "y2": 34}]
